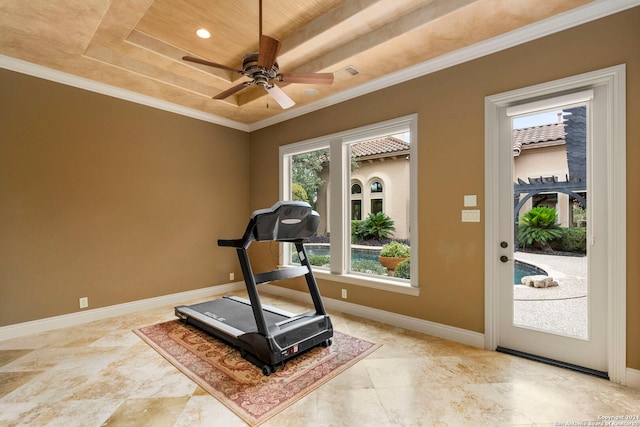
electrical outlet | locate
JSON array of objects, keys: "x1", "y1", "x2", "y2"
[
  {"x1": 230, "y1": 272, "x2": 235, "y2": 281},
  {"x1": 79, "y1": 297, "x2": 88, "y2": 309},
  {"x1": 341, "y1": 289, "x2": 347, "y2": 299}
]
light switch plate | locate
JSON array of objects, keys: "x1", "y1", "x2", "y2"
[
  {"x1": 462, "y1": 209, "x2": 481, "y2": 222},
  {"x1": 464, "y1": 195, "x2": 477, "y2": 207}
]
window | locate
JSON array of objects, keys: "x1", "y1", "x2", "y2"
[
  {"x1": 351, "y1": 182, "x2": 362, "y2": 220},
  {"x1": 280, "y1": 114, "x2": 418, "y2": 293},
  {"x1": 570, "y1": 192, "x2": 587, "y2": 228},
  {"x1": 369, "y1": 179, "x2": 384, "y2": 214},
  {"x1": 352, "y1": 200, "x2": 362, "y2": 220}
]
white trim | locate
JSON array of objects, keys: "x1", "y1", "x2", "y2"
[
  {"x1": 626, "y1": 368, "x2": 640, "y2": 390},
  {"x1": 314, "y1": 271, "x2": 420, "y2": 296},
  {"x1": 0, "y1": 55, "x2": 250, "y2": 132},
  {"x1": 484, "y1": 97, "x2": 501, "y2": 352},
  {"x1": 2, "y1": 1, "x2": 637, "y2": 132},
  {"x1": 261, "y1": 284, "x2": 483, "y2": 348},
  {"x1": 607, "y1": 65, "x2": 627, "y2": 386},
  {"x1": 484, "y1": 65, "x2": 627, "y2": 384},
  {"x1": 0, "y1": 282, "x2": 245, "y2": 342},
  {"x1": 506, "y1": 90, "x2": 594, "y2": 117}
]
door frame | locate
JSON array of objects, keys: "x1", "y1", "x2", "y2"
[{"x1": 484, "y1": 65, "x2": 627, "y2": 384}]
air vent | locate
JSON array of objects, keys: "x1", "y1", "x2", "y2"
[{"x1": 343, "y1": 65, "x2": 359, "y2": 76}]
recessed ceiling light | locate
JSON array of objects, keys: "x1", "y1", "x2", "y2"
[
  {"x1": 196, "y1": 28, "x2": 211, "y2": 39},
  {"x1": 303, "y1": 89, "x2": 319, "y2": 96}
]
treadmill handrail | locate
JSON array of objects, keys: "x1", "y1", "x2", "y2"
[
  {"x1": 217, "y1": 238, "x2": 244, "y2": 248},
  {"x1": 253, "y1": 266, "x2": 309, "y2": 285}
]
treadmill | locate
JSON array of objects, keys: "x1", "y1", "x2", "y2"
[{"x1": 175, "y1": 201, "x2": 333, "y2": 376}]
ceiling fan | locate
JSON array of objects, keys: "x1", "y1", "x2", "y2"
[{"x1": 183, "y1": 0, "x2": 334, "y2": 109}]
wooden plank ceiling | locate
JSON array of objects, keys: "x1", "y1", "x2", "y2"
[{"x1": 0, "y1": 0, "x2": 592, "y2": 125}]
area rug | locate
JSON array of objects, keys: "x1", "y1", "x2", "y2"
[{"x1": 134, "y1": 320, "x2": 380, "y2": 426}]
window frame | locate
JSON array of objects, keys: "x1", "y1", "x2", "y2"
[{"x1": 279, "y1": 114, "x2": 419, "y2": 295}]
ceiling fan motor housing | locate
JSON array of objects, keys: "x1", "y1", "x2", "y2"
[{"x1": 242, "y1": 53, "x2": 279, "y2": 88}]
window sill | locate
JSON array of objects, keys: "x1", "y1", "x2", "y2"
[{"x1": 313, "y1": 270, "x2": 420, "y2": 296}]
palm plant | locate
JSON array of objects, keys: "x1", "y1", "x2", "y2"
[
  {"x1": 517, "y1": 206, "x2": 563, "y2": 250},
  {"x1": 360, "y1": 212, "x2": 395, "y2": 239}
]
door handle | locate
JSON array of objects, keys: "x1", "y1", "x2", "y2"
[{"x1": 500, "y1": 255, "x2": 509, "y2": 263}]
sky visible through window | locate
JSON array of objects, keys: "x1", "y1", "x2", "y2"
[{"x1": 513, "y1": 110, "x2": 562, "y2": 129}]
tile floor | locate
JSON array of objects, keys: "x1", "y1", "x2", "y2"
[{"x1": 1, "y1": 291, "x2": 639, "y2": 426}]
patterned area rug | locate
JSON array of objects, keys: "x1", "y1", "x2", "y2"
[{"x1": 134, "y1": 320, "x2": 380, "y2": 426}]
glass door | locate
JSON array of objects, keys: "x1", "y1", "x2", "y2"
[{"x1": 496, "y1": 90, "x2": 608, "y2": 375}]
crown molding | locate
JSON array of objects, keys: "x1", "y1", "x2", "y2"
[{"x1": 0, "y1": 54, "x2": 251, "y2": 132}]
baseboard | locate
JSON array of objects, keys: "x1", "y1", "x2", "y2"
[
  {"x1": 626, "y1": 368, "x2": 640, "y2": 390},
  {"x1": 260, "y1": 284, "x2": 485, "y2": 349},
  {"x1": 0, "y1": 282, "x2": 245, "y2": 342}
]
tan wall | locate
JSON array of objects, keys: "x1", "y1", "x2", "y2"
[
  {"x1": 0, "y1": 69, "x2": 250, "y2": 326},
  {"x1": 249, "y1": 8, "x2": 640, "y2": 369},
  {"x1": 515, "y1": 145, "x2": 569, "y2": 180}
]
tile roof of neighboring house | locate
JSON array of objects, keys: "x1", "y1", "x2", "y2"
[
  {"x1": 352, "y1": 136, "x2": 410, "y2": 159},
  {"x1": 513, "y1": 122, "x2": 565, "y2": 156}
]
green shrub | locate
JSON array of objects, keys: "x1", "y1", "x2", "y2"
[
  {"x1": 394, "y1": 259, "x2": 410, "y2": 279},
  {"x1": 518, "y1": 206, "x2": 563, "y2": 249},
  {"x1": 550, "y1": 227, "x2": 587, "y2": 253},
  {"x1": 351, "y1": 219, "x2": 365, "y2": 242},
  {"x1": 359, "y1": 212, "x2": 395, "y2": 240},
  {"x1": 351, "y1": 259, "x2": 387, "y2": 275},
  {"x1": 307, "y1": 254, "x2": 330, "y2": 266},
  {"x1": 291, "y1": 183, "x2": 309, "y2": 203},
  {"x1": 380, "y1": 241, "x2": 410, "y2": 258}
]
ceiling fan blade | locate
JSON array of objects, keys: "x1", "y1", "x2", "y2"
[
  {"x1": 278, "y1": 73, "x2": 334, "y2": 85},
  {"x1": 213, "y1": 82, "x2": 252, "y2": 99},
  {"x1": 264, "y1": 84, "x2": 295, "y2": 109},
  {"x1": 258, "y1": 35, "x2": 282, "y2": 69},
  {"x1": 183, "y1": 56, "x2": 244, "y2": 74}
]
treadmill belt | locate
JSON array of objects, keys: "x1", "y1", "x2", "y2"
[{"x1": 187, "y1": 298, "x2": 288, "y2": 332}]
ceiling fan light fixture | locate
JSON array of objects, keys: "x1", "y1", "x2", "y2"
[
  {"x1": 196, "y1": 28, "x2": 211, "y2": 39},
  {"x1": 182, "y1": 0, "x2": 331, "y2": 110},
  {"x1": 265, "y1": 85, "x2": 295, "y2": 109}
]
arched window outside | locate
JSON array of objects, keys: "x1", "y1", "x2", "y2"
[
  {"x1": 369, "y1": 180, "x2": 384, "y2": 214},
  {"x1": 351, "y1": 181, "x2": 363, "y2": 220}
]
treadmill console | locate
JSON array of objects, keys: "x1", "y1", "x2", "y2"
[{"x1": 252, "y1": 201, "x2": 320, "y2": 242}]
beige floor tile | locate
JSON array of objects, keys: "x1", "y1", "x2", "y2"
[
  {"x1": 0, "y1": 371, "x2": 42, "y2": 398},
  {"x1": 101, "y1": 397, "x2": 190, "y2": 427},
  {"x1": 173, "y1": 395, "x2": 247, "y2": 427},
  {"x1": 0, "y1": 349, "x2": 33, "y2": 367}
]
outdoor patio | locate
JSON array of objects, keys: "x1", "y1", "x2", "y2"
[{"x1": 513, "y1": 251, "x2": 588, "y2": 339}]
